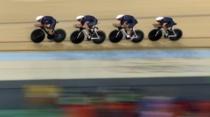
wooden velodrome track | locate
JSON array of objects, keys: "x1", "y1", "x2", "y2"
[
  {"x1": 0, "y1": 0, "x2": 209, "y2": 80},
  {"x1": 0, "y1": 0, "x2": 210, "y2": 51}
]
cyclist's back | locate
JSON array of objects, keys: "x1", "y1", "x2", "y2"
[
  {"x1": 160, "y1": 17, "x2": 176, "y2": 26},
  {"x1": 41, "y1": 16, "x2": 56, "y2": 26},
  {"x1": 121, "y1": 15, "x2": 138, "y2": 26},
  {"x1": 81, "y1": 15, "x2": 98, "y2": 26}
]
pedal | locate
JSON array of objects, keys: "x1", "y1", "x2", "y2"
[
  {"x1": 125, "y1": 35, "x2": 131, "y2": 40},
  {"x1": 164, "y1": 34, "x2": 168, "y2": 38},
  {"x1": 86, "y1": 36, "x2": 92, "y2": 41}
]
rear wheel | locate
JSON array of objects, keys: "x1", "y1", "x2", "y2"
[
  {"x1": 70, "y1": 30, "x2": 85, "y2": 44},
  {"x1": 92, "y1": 30, "x2": 106, "y2": 44},
  {"x1": 31, "y1": 29, "x2": 45, "y2": 43},
  {"x1": 148, "y1": 29, "x2": 162, "y2": 41},
  {"x1": 131, "y1": 30, "x2": 144, "y2": 43},
  {"x1": 53, "y1": 29, "x2": 66, "y2": 43},
  {"x1": 169, "y1": 29, "x2": 183, "y2": 41},
  {"x1": 109, "y1": 30, "x2": 123, "y2": 43}
]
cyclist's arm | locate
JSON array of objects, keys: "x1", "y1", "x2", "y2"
[
  {"x1": 34, "y1": 22, "x2": 43, "y2": 27},
  {"x1": 83, "y1": 21, "x2": 90, "y2": 29}
]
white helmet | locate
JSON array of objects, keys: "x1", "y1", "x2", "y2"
[
  {"x1": 116, "y1": 14, "x2": 124, "y2": 20},
  {"x1": 76, "y1": 15, "x2": 84, "y2": 20},
  {"x1": 36, "y1": 16, "x2": 44, "y2": 21},
  {"x1": 156, "y1": 16, "x2": 164, "y2": 21}
]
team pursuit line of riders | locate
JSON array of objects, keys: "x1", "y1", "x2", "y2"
[{"x1": 31, "y1": 15, "x2": 183, "y2": 44}]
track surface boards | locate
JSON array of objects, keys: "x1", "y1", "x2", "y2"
[{"x1": 0, "y1": 0, "x2": 210, "y2": 50}]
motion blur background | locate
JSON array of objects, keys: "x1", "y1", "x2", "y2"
[{"x1": 0, "y1": 0, "x2": 210, "y2": 117}]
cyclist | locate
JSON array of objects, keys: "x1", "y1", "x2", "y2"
[
  {"x1": 114, "y1": 14, "x2": 138, "y2": 39},
  {"x1": 35, "y1": 16, "x2": 57, "y2": 39},
  {"x1": 154, "y1": 16, "x2": 176, "y2": 36},
  {"x1": 75, "y1": 15, "x2": 98, "y2": 39}
]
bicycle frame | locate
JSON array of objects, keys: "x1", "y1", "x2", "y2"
[
  {"x1": 117, "y1": 27, "x2": 138, "y2": 38},
  {"x1": 41, "y1": 27, "x2": 50, "y2": 35},
  {"x1": 155, "y1": 27, "x2": 177, "y2": 38},
  {"x1": 78, "y1": 27, "x2": 101, "y2": 40}
]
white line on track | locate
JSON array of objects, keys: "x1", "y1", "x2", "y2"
[{"x1": 12, "y1": 0, "x2": 47, "y2": 2}]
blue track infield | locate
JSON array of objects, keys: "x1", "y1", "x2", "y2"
[{"x1": 0, "y1": 49, "x2": 209, "y2": 61}]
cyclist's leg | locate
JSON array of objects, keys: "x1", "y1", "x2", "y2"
[
  {"x1": 83, "y1": 22, "x2": 92, "y2": 40},
  {"x1": 125, "y1": 23, "x2": 135, "y2": 38},
  {"x1": 160, "y1": 23, "x2": 169, "y2": 38},
  {"x1": 88, "y1": 22, "x2": 95, "y2": 33},
  {"x1": 46, "y1": 21, "x2": 56, "y2": 36},
  {"x1": 167, "y1": 23, "x2": 177, "y2": 37},
  {"x1": 163, "y1": 23, "x2": 169, "y2": 32}
]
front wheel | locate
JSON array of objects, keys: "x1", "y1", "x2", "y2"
[
  {"x1": 31, "y1": 29, "x2": 45, "y2": 43},
  {"x1": 169, "y1": 29, "x2": 183, "y2": 41},
  {"x1": 53, "y1": 29, "x2": 66, "y2": 43},
  {"x1": 131, "y1": 30, "x2": 144, "y2": 43},
  {"x1": 92, "y1": 31, "x2": 106, "y2": 44},
  {"x1": 70, "y1": 30, "x2": 85, "y2": 44},
  {"x1": 148, "y1": 29, "x2": 162, "y2": 41},
  {"x1": 109, "y1": 30, "x2": 123, "y2": 43}
]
